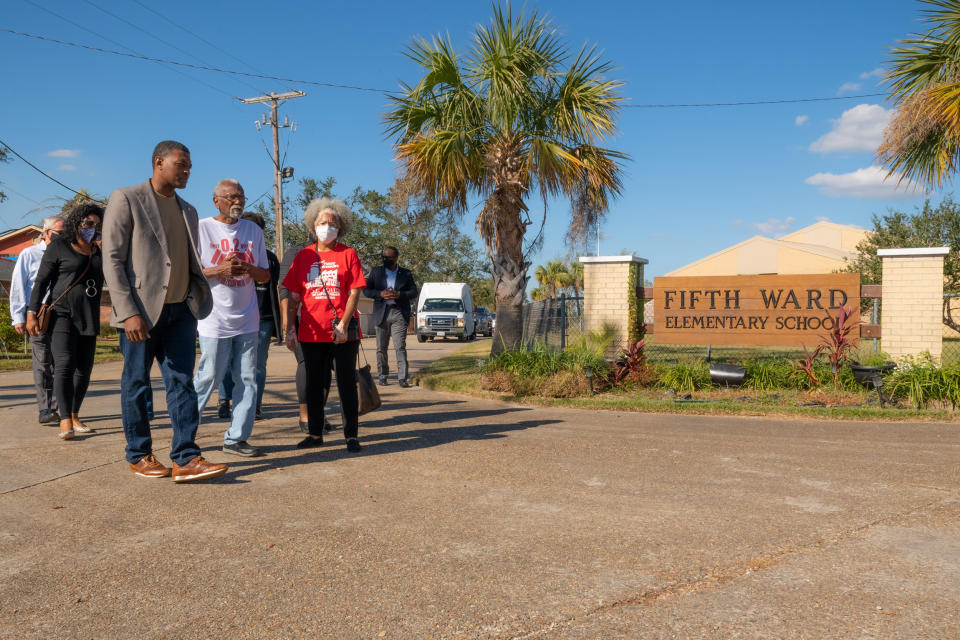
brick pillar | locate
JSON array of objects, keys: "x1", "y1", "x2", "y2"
[
  {"x1": 579, "y1": 255, "x2": 648, "y2": 351},
  {"x1": 878, "y1": 247, "x2": 949, "y2": 360}
]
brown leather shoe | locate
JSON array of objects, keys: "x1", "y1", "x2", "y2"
[
  {"x1": 129, "y1": 454, "x2": 170, "y2": 478},
  {"x1": 171, "y1": 456, "x2": 227, "y2": 483}
]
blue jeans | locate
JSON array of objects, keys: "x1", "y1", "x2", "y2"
[
  {"x1": 219, "y1": 319, "x2": 274, "y2": 410},
  {"x1": 119, "y1": 301, "x2": 201, "y2": 465},
  {"x1": 195, "y1": 332, "x2": 258, "y2": 445}
]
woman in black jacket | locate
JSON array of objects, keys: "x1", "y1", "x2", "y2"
[{"x1": 26, "y1": 202, "x2": 105, "y2": 440}]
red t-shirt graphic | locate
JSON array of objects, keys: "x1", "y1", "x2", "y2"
[{"x1": 281, "y1": 243, "x2": 366, "y2": 342}]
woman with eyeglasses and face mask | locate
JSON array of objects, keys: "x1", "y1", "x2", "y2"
[
  {"x1": 281, "y1": 197, "x2": 366, "y2": 452},
  {"x1": 26, "y1": 202, "x2": 105, "y2": 440}
]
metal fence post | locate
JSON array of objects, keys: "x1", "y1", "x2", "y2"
[{"x1": 559, "y1": 292, "x2": 567, "y2": 350}]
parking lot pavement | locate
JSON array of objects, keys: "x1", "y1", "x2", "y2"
[{"x1": 1, "y1": 336, "x2": 959, "y2": 638}]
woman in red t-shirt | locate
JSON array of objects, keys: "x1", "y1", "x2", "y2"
[{"x1": 281, "y1": 198, "x2": 366, "y2": 451}]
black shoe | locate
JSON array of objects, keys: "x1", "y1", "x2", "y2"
[
  {"x1": 38, "y1": 410, "x2": 60, "y2": 425},
  {"x1": 346, "y1": 438, "x2": 362, "y2": 453},
  {"x1": 323, "y1": 420, "x2": 337, "y2": 433},
  {"x1": 223, "y1": 441, "x2": 264, "y2": 457},
  {"x1": 255, "y1": 405, "x2": 263, "y2": 420},
  {"x1": 398, "y1": 379, "x2": 411, "y2": 388},
  {"x1": 296, "y1": 435, "x2": 324, "y2": 449},
  {"x1": 378, "y1": 376, "x2": 388, "y2": 385},
  {"x1": 217, "y1": 400, "x2": 231, "y2": 419}
]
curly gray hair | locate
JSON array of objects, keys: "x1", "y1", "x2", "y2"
[{"x1": 304, "y1": 197, "x2": 353, "y2": 238}]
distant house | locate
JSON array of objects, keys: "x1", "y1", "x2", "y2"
[
  {"x1": 665, "y1": 221, "x2": 867, "y2": 277},
  {"x1": 0, "y1": 225, "x2": 43, "y2": 258}
]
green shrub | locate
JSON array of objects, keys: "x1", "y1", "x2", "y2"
[
  {"x1": 660, "y1": 360, "x2": 710, "y2": 392},
  {"x1": 889, "y1": 353, "x2": 942, "y2": 409},
  {"x1": 0, "y1": 300, "x2": 25, "y2": 355},
  {"x1": 743, "y1": 358, "x2": 791, "y2": 390},
  {"x1": 939, "y1": 361, "x2": 960, "y2": 409},
  {"x1": 486, "y1": 325, "x2": 613, "y2": 382}
]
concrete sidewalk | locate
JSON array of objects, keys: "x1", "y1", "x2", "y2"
[{"x1": 1, "y1": 337, "x2": 959, "y2": 638}]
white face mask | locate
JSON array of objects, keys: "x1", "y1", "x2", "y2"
[{"x1": 315, "y1": 224, "x2": 338, "y2": 244}]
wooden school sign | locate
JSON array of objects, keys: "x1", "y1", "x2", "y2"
[{"x1": 653, "y1": 273, "x2": 861, "y2": 347}]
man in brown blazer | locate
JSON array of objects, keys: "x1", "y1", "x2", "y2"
[{"x1": 102, "y1": 140, "x2": 226, "y2": 483}]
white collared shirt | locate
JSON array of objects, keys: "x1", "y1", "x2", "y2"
[
  {"x1": 8, "y1": 240, "x2": 48, "y2": 325},
  {"x1": 385, "y1": 266, "x2": 398, "y2": 305}
]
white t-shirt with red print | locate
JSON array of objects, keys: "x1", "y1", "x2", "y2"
[
  {"x1": 196, "y1": 217, "x2": 268, "y2": 338},
  {"x1": 281, "y1": 243, "x2": 366, "y2": 343}
]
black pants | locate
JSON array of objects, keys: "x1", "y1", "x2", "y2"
[
  {"x1": 49, "y1": 311, "x2": 96, "y2": 418},
  {"x1": 301, "y1": 340, "x2": 359, "y2": 439}
]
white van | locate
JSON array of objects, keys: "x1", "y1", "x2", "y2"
[{"x1": 416, "y1": 282, "x2": 475, "y2": 342}]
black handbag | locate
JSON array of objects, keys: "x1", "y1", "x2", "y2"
[{"x1": 355, "y1": 344, "x2": 381, "y2": 416}]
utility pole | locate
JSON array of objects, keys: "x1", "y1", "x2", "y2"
[{"x1": 239, "y1": 90, "x2": 305, "y2": 260}]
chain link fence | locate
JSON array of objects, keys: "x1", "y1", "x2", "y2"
[
  {"x1": 520, "y1": 295, "x2": 584, "y2": 350},
  {"x1": 943, "y1": 293, "x2": 960, "y2": 366}
]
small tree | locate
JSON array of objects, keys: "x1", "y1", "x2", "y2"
[{"x1": 844, "y1": 197, "x2": 960, "y2": 330}]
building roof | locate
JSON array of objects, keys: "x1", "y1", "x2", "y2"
[
  {"x1": 0, "y1": 225, "x2": 41, "y2": 242},
  {"x1": 665, "y1": 222, "x2": 867, "y2": 276}
]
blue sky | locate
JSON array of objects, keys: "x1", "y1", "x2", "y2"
[{"x1": 0, "y1": 0, "x2": 951, "y2": 279}]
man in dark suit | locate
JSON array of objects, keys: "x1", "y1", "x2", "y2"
[{"x1": 363, "y1": 246, "x2": 418, "y2": 387}]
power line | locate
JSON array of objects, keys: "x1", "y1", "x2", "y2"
[
  {"x1": 0, "y1": 26, "x2": 893, "y2": 108},
  {"x1": 17, "y1": 2, "x2": 236, "y2": 97},
  {"x1": 128, "y1": 0, "x2": 269, "y2": 77},
  {"x1": 80, "y1": 0, "x2": 266, "y2": 94},
  {"x1": 0, "y1": 139, "x2": 107, "y2": 204},
  {"x1": 1, "y1": 28, "x2": 391, "y2": 94}
]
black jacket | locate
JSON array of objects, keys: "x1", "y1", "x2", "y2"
[
  {"x1": 29, "y1": 237, "x2": 104, "y2": 336},
  {"x1": 363, "y1": 265, "x2": 418, "y2": 325},
  {"x1": 257, "y1": 249, "x2": 282, "y2": 341}
]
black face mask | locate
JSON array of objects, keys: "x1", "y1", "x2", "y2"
[{"x1": 382, "y1": 257, "x2": 397, "y2": 269}]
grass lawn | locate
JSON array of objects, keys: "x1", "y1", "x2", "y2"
[
  {"x1": 0, "y1": 337, "x2": 125, "y2": 372},
  {"x1": 415, "y1": 341, "x2": 959, "y2": 422}
]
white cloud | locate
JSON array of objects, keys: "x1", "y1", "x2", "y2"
[
  {"x1": 815, "y1": 216, "x2": 831, "y2": 222},
  {"x1": 752, "y1": 217, "x2": 795, "y2": 235},
  {"x1": 47, "y1": 149, "x2": 80, "y2": 158},
  {"x1": 859, "y1": 68, "x2": 884, "y2": 80},
  {"x1": 804, "y1": 165, "x2": 924, "y2": 199},
  {"x1": 57, "y1": 164, "x2": 77, "y2": 171},
  {"x1": 795, "y1": 115, "x2": 809, "y2": 126},
  {"x1": 837, "y1": 82, "x2": 862, "y2": 94},
  {"x1": 730, "y1": 219, "x2": 744, "y2": 228},
  {"x1": 809, "y1": 104, "x2": 892, "y2": 153}
]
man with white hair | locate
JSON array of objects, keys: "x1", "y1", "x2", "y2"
[
  {"x1": 193, "y1": 179, "x2": 270, "y2": 457},
  {"x1": 9, "y1": 216, "x2": 65, "y2": 424}
]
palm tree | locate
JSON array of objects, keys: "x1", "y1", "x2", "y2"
[
  {"x1": 568, "y1": 260, "x2": 584, "y2": 329},
  {"x1": 534, "y1": 264, "x2": 549, "y2": 295},
  {"x1": 529, "y1": 286, "x2": 547, "y2": 301},
  {"x1": 384, "y1": 4, "x2": 626, "y2": 354},
  {"x1": 879, "y1": 0, "x2": 960, "y2": 188},
  {"x1": 545, "y1": 260, "x2": 572, "y2": 298}
]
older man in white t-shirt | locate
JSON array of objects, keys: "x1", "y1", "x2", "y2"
[{"x1": 193, "y1": 179, "x2": 270, "y2": 457}]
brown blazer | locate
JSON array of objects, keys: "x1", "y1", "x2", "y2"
[{"x1": 102, "y1": 180, "x2": 212, "y2": 329}]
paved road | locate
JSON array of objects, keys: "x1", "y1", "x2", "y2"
[{"x1": 1, "y1": 336, "x2": 959, "y2": 638}]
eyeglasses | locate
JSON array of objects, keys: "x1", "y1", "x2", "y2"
[
  {"x1": 84, "y1": 279, "x2": 98, "y2": 298},
  {"x1": 217, "y1": 193, "x2": 245, "y2": 202},
  {"x1": 80, "y1": 219, "x2": 102, "y2": 230}
]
